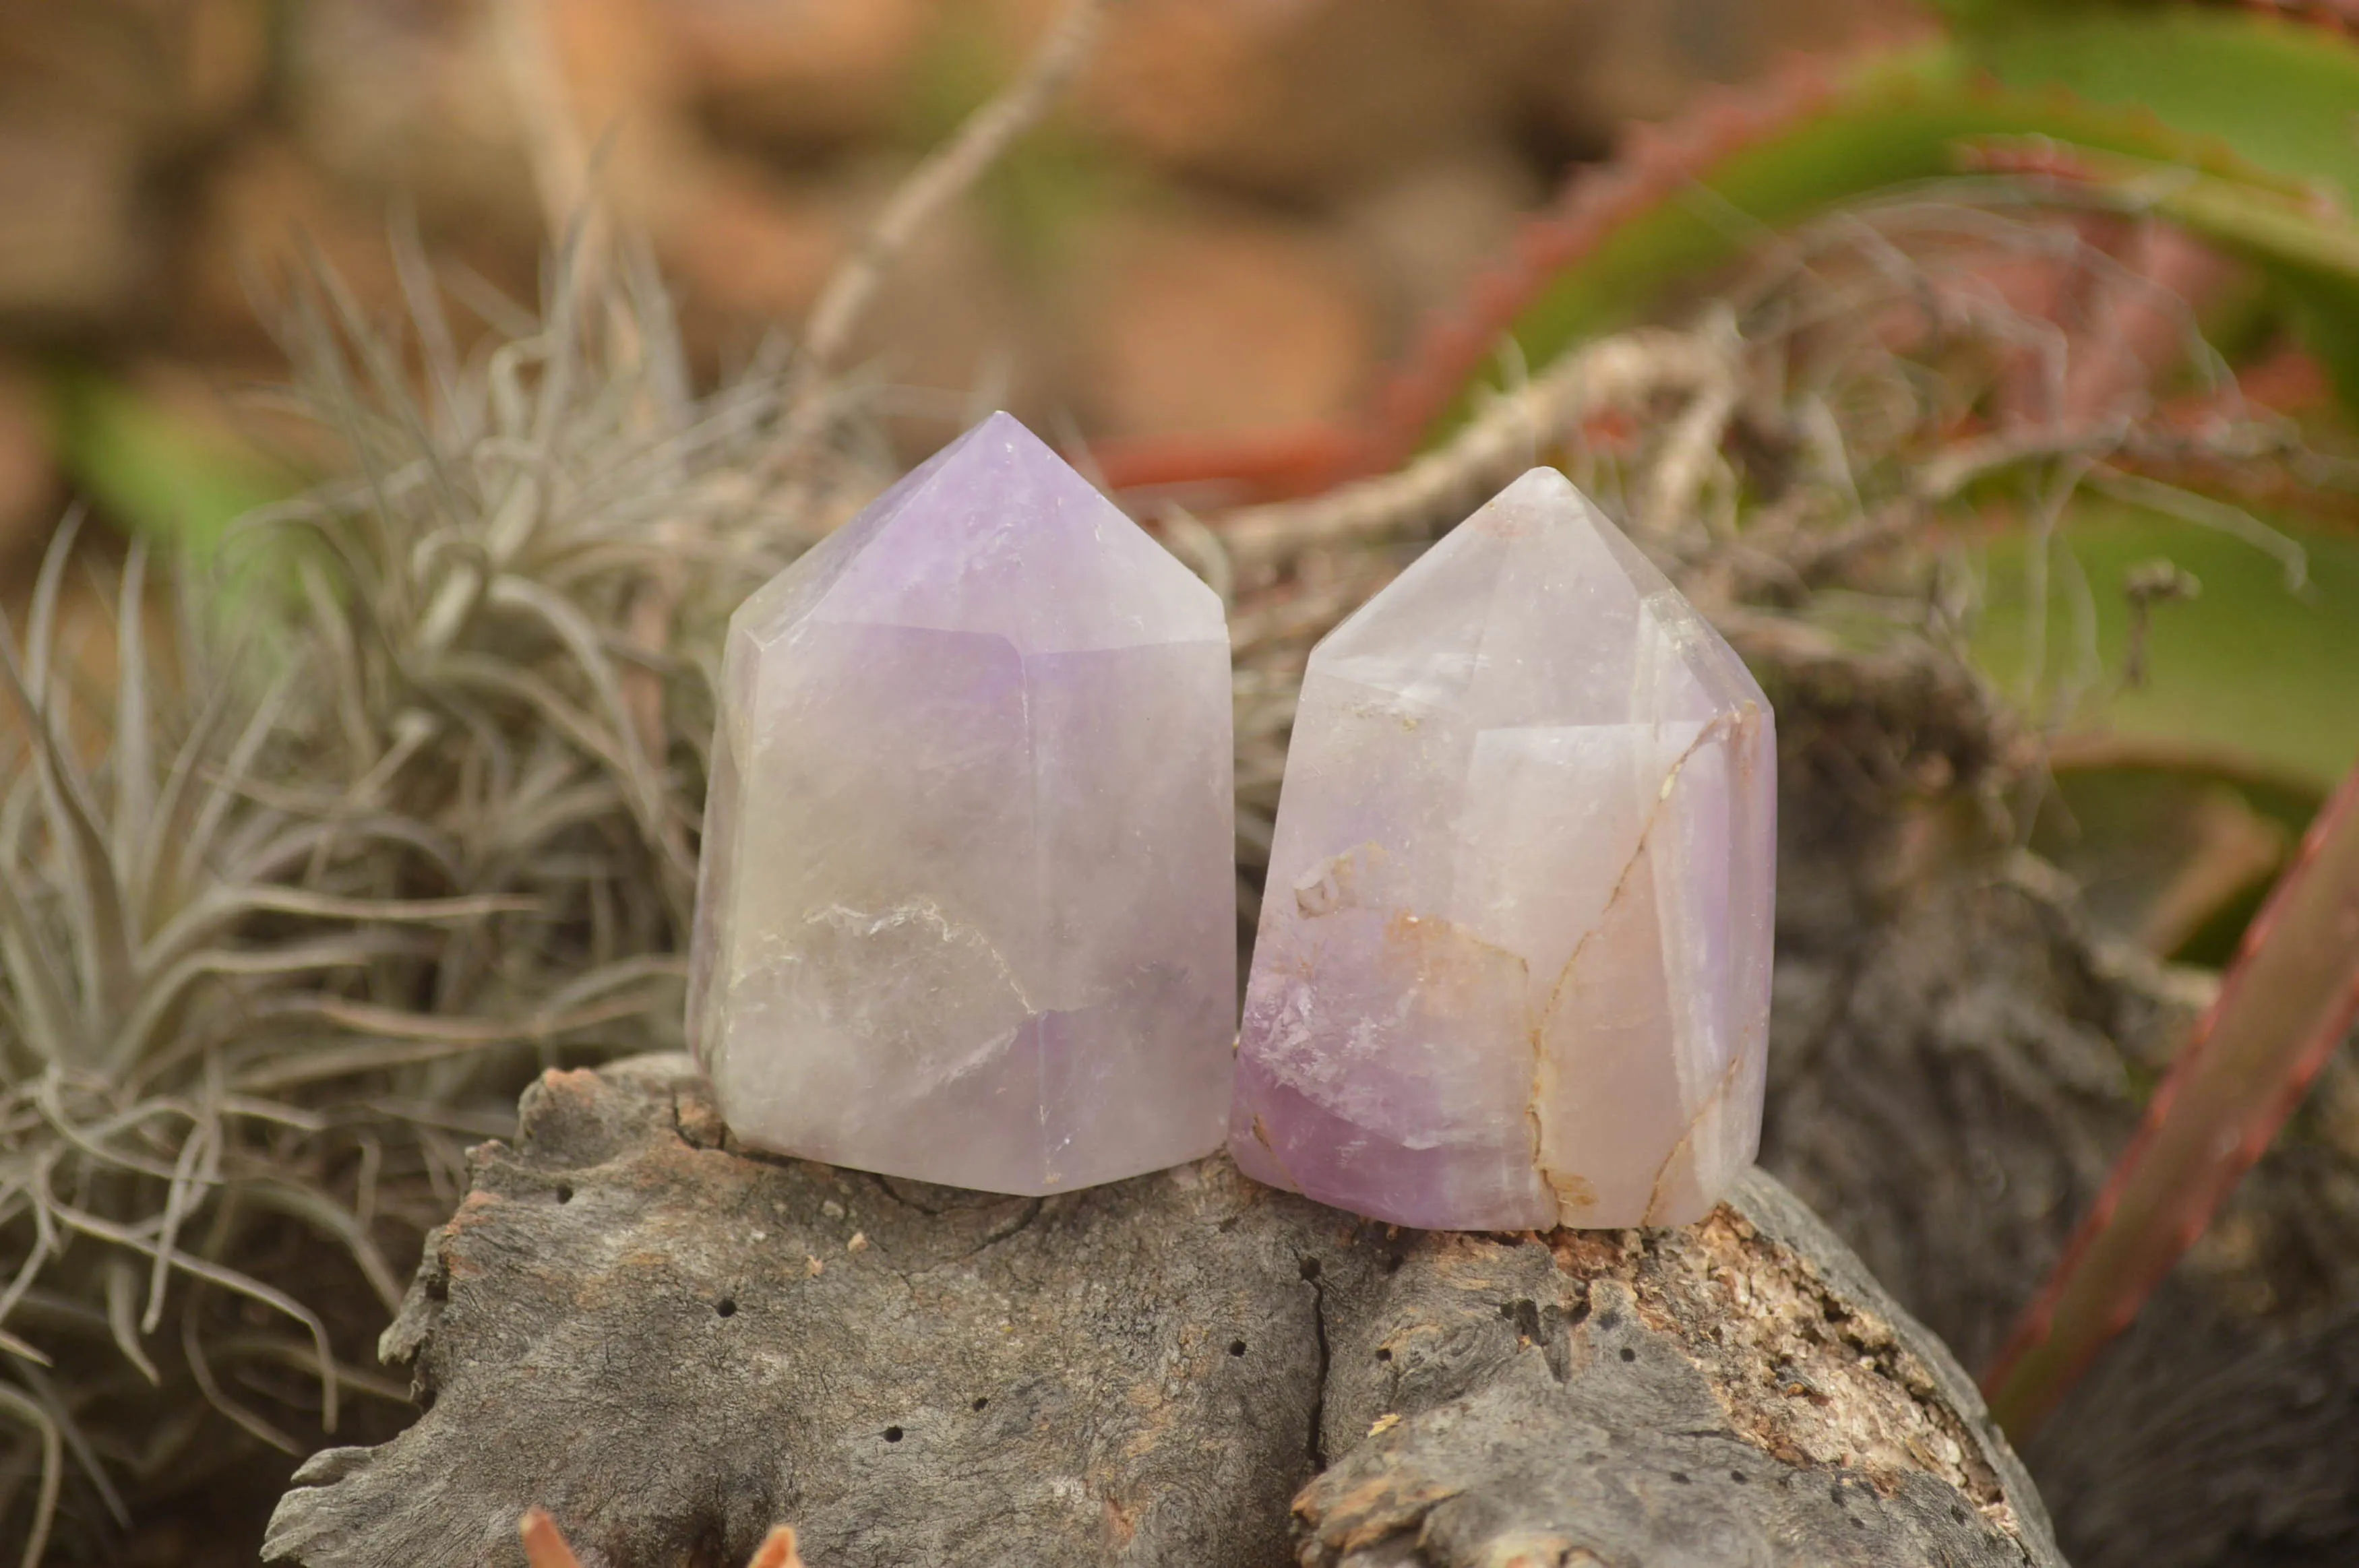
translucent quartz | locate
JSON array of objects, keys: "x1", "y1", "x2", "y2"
[
  {"x1": 1229, "y1": 469, "x2": 1775, "y2": 1230},
  {"x1": 689, "y1": 412, "x2": 1236, "y2": 1195}
]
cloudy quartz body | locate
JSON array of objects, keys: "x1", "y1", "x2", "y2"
[
  {"x1": 689, "y1": 413, "x2": 1236, "y2": 1195},
  {"x1": 1230, "y1": 469, "x2": 1775, "y2": 1229}
]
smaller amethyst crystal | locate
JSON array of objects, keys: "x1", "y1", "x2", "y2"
[
  {"x1": 1229, "y1": 468, "x2": 1775, "y2": 1230},
  {"x1": 689, "y1": 413, "x2": 1236, "y2": 1195}
]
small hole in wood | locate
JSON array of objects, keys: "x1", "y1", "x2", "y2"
[
  {"x1": 1618, "y1": 1347, "x2": 1636, "y2": 1363},
  {"x1": 1228, "y1": 1340, "x2": 1248, "y2": 1357},
  {"x1": 555, "y1": 1185, "x2": 574, "y2": 1204},
  {"x1": 1374, "y1": 1347, "x2": 1392, "y2": 1363},
  {"x1": 883, "y1": 1426, "x2": 904, "y2": 1443},
  {"x1": 971, "y1": 1397, "x2": 989, "y2": 1412},
  {"x1": 715, "y1": 1299, "x2": 737, "y2": 1318},
  {"x1": 1297, "y1": 1256, "x2": 1322, "y2": 1282}
]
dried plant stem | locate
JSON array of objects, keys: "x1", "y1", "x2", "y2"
[
  {"x1": 490, "y1": 0, "x2": 644, "y2": 367},
  {"x1": 763, "y1": 0, "x2": 1113, "y2": 489},
  {"x1": 3, "y1": 218, "x2": 838, "y2": 1554},
  {"x1": 493, "y1": 0, "x2": 600, "y2": 274},
  {"x1": 1215, "y1": 325, "x2": 1738, "y2": 573},
  {"x1": 796, "y1": 0, "x2": 1111, "y2": 383}
]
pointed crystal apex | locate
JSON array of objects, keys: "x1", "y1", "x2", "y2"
[
  {"x1": 695, "y1": 413, "x2": 1237, "y2": 1196},
  {"x1": 735, "y1": 411, "x2": 1224, "y2": 657},
  {"x1": 1315, "y1": 467, "x2": 1760, "y2": 728},
  {"x1": 1232, "y1": 467, "x2": 1775, "y2": 1230}
]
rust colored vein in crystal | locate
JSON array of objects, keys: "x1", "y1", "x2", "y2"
[{"x1": 1230, "y1": 468, "x2": 1775, "y2": 1230}]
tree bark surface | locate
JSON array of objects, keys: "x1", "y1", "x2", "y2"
[
  {"x1": 266, "y1": 1054, "x2": 2064, "y2": 1568},
  {"x1": 1759, "y1": 812, "x2": 2359, "y2": 1568}
]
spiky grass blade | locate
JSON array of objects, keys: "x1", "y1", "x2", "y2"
[
  {"x1": 0, "y1": 1383, "x2": 61, "y2": 1568},
  {"x1": 1985, "y1": 758, "x2": 2359, "y2": 1435}
]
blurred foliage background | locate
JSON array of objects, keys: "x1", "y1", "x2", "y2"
[
  {"x1": 0, "y1": 0, "x2": 1880, "y2": 563},
  {"x1": 3, "y1": 0, "x2": 2352, "y2": 920}
]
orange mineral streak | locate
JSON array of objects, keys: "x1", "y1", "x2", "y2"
[{"x1": 520, "y1": 1510, "x2": 807, "y2": 1568}]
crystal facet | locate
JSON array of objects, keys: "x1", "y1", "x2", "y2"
[
  {"x1": 1229, "y1": 468, "x2": 1775, "y2": 1230},
  {"x1": 690, "y1": 412, "x2": 1237, "y2": 1195}
]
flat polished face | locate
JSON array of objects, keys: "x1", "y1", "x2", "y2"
[
  {"x1": 1230, "y1": 468, "x2": 1776, "y2": 1230},
  {"x1": 689, "y1": 412, "x2": 1237, "y2": 1195}
]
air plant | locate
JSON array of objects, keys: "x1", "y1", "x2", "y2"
[
  {"x1": 0, "y1": 513, "x2": 441, "y2": 1562},
  {"x1": 0, "y1": 0, "x2": 1052, "y2": 1541},
  {"x1": 0, "y1": 238, "x2": 899, "y2": 1557}
]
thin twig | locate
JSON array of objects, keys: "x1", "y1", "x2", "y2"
[
  {"x1": 761, "y1": 0, "x2": 1114, "y2": 495},
  {"x1": 493, "y1": 0, "x2": 598, "y2": 266},
  {"x1": 795, "y1": 0, "x2": 1113, "y2": 386},
  {"x1": 490, "y1": 0, "x2": 643, "y2": 367},
  {"x1": 1216, "y1": 324, "x2": 1740, "y2": 572}
]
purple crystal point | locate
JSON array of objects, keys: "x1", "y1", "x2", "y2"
[
  {"x1": 1230, "y1": 468, "x2": 1775, "y2": 1229},
  {"x1": 690, "y1": 412, "x2": 1236, "y2": 1195}
]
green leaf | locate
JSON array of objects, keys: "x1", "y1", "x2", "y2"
[
  {"x1": 1486, "y1": 42, "x2": 1980, "y2": 395},
  {"x1": 1969, "y1": 499, "x2": 2359, "y2": 788},
  {"x1": 1959, "y1": 6, "x2": 2359, "y2": 207},
  {"x1": 45, "y1": 367, "x2": 290, "y2": 558},
  {"x1": 1413, "y1": 12, "x2": 2359, "y2": 449},
  {"x1": 1956, "y1": 136, "x2": 2359, "y2": 401},
  {"x1": 1448, "y1": 31, "x2": 2359, "y2": 442},
  {"x1": 2030, "y1": 762, "x2": 2308, "y2": 967}
]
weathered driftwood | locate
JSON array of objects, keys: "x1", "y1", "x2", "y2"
[
  {"x1": 265, "y1": 1055, "x2": 2060, "y2": 1568},
  {"x1": 1758, "y1": 776, "x2": 2359, "y2": 1567}
]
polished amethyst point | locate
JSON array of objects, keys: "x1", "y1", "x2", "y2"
[
  {"x1": 689, "y1": 412, "x2": 1236, "y2": 1195},
  {"x1": 1230, "y1": 468, "x2": 1775, "y2": 1230}
]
